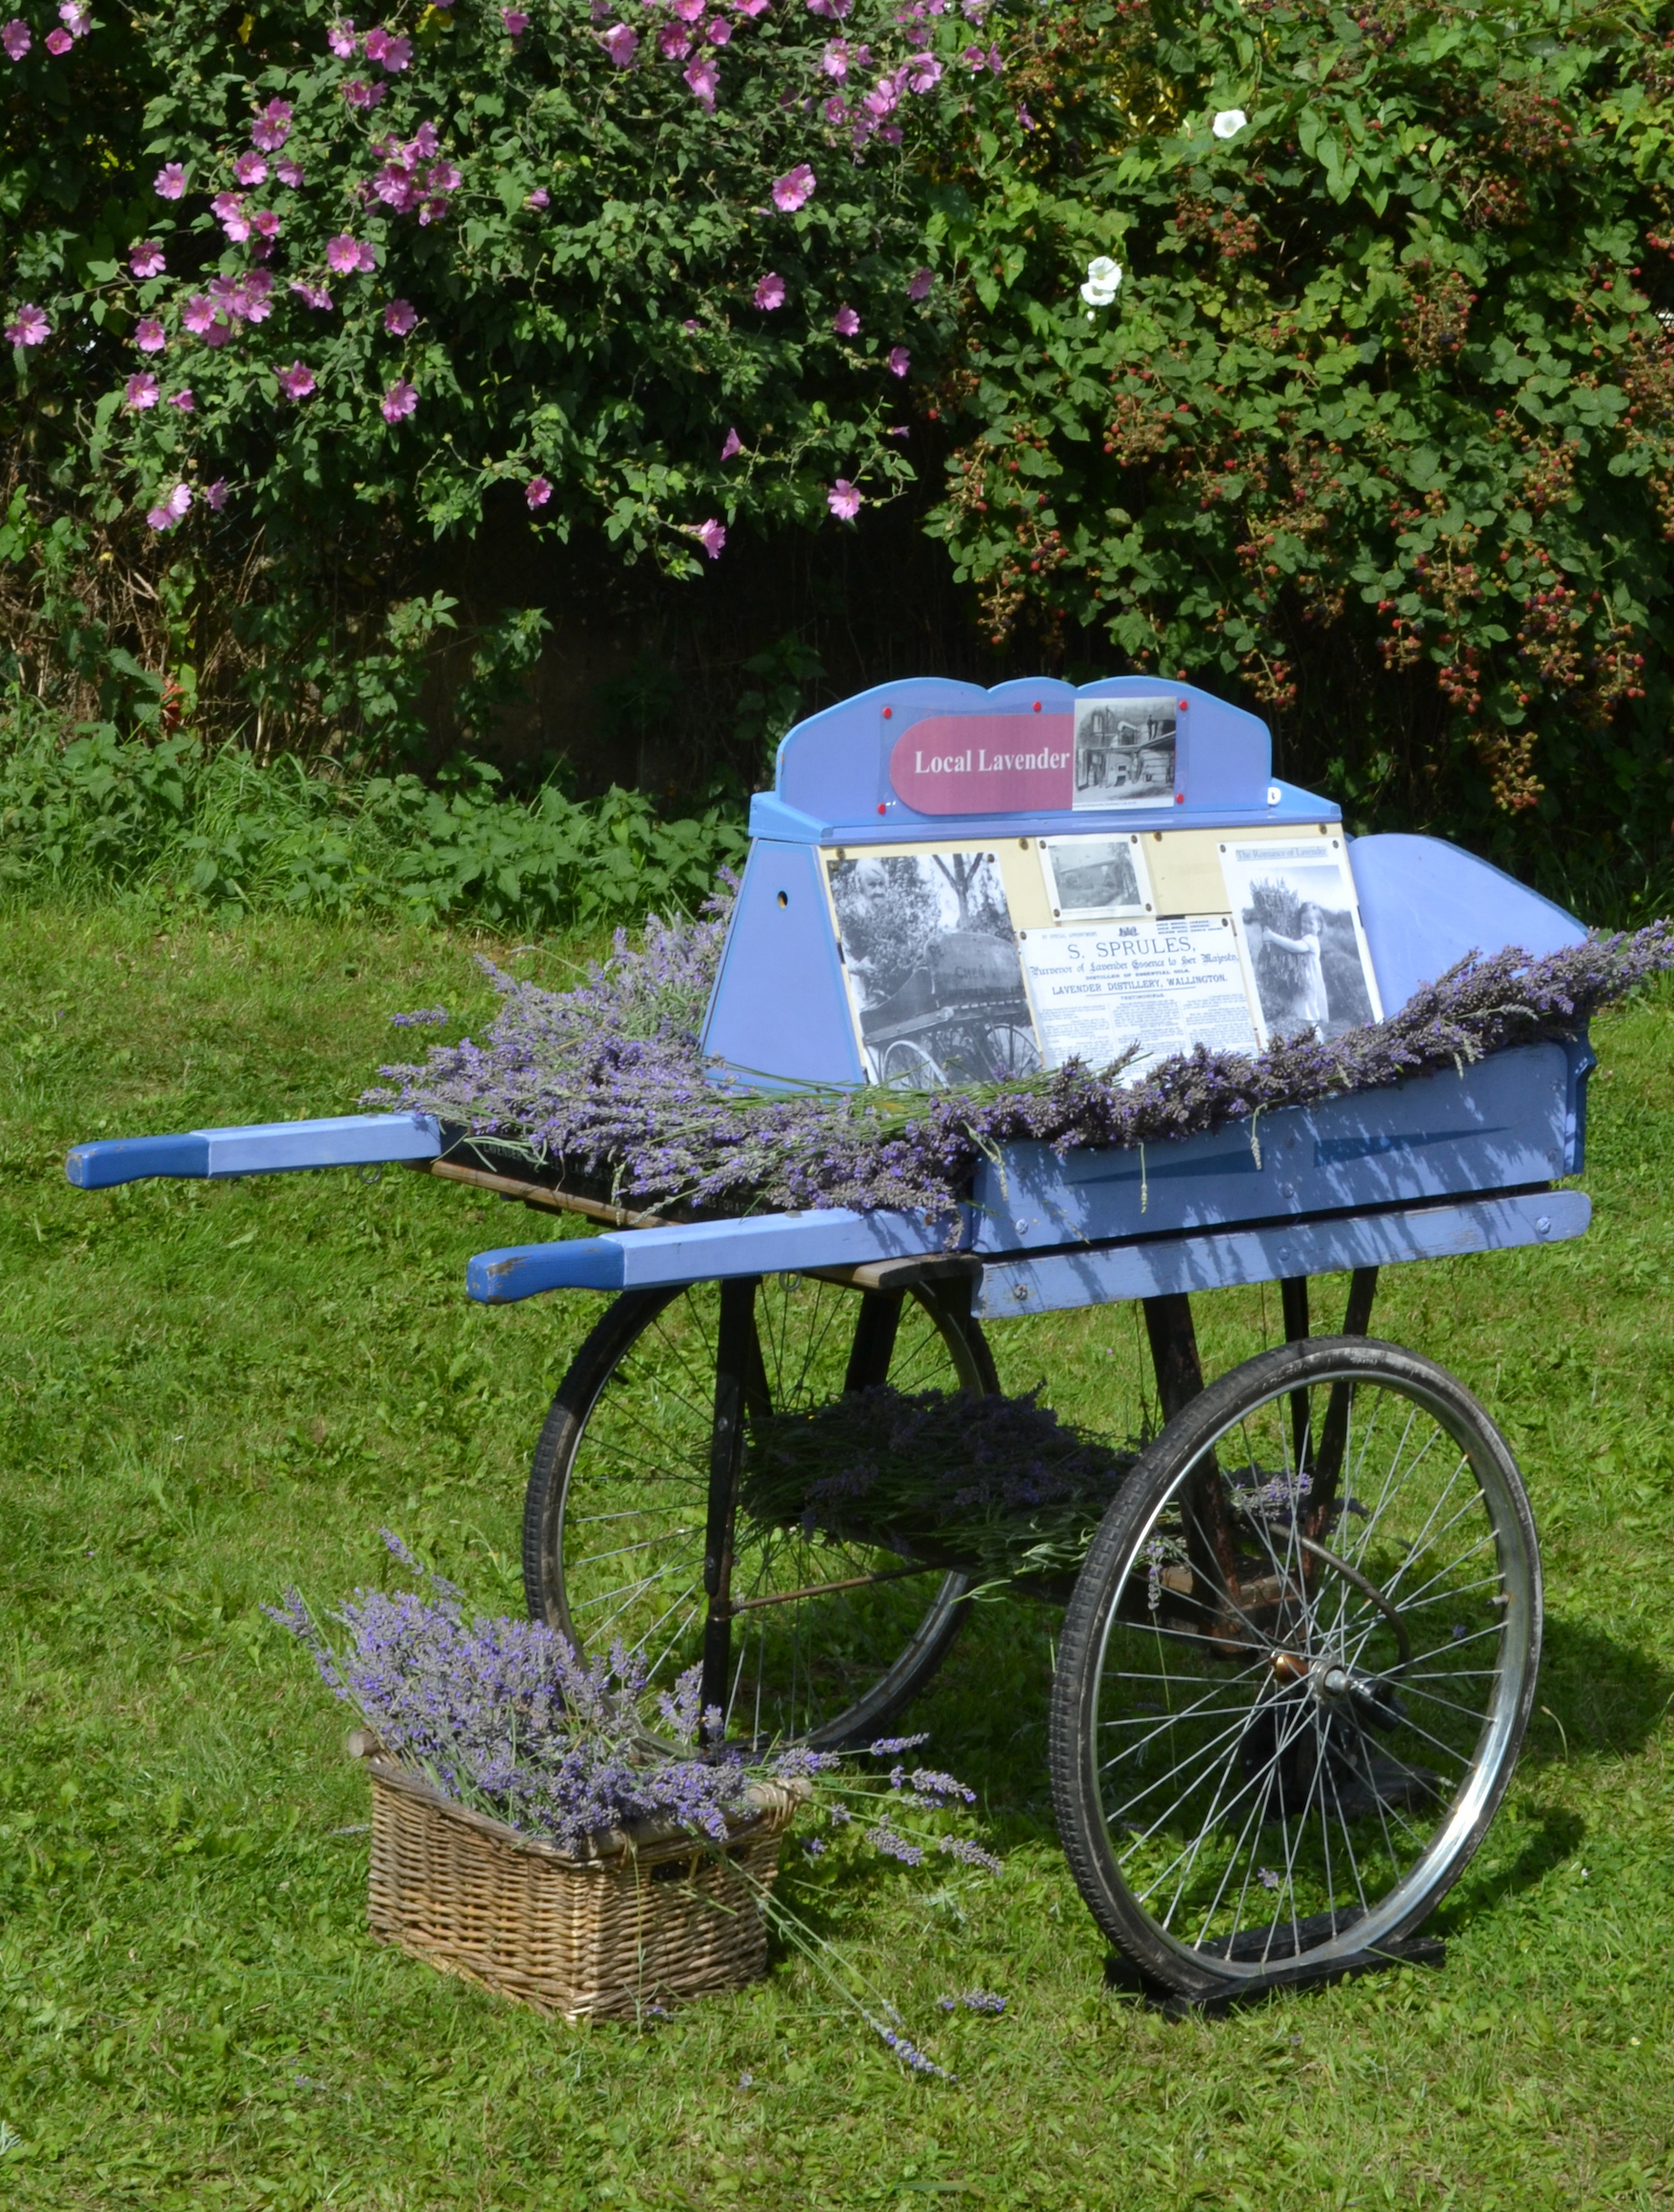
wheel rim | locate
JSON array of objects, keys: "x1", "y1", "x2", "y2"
[
  {"x1": 547, "y1": 1278, "x2": 982, "y2": 1747},
  {"x1": 1080, "y1": 1352, "x2": 1538, "y2": 1979}
]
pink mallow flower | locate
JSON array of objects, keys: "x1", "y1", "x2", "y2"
[
  {"x1": 833, "y1": 304, "x2": 858, "y2": 335},
  {"x1": 705, "y1": 15, "x2": 730, "y2": 40},
  {"x1": 5, "y1": 302, "x2": 49, "y2": 346},
  {"x1": 252, "y1": 97, "x2": 293, "y2": 150},
  {"x1": 772, "y1": 163, "x2": 815, "y2": 212},
  {"x1": 658, "y1": 23, "x2": 691, "y2": 55},
  {"x1": 753, "y1": 271, "x2": 785, "y2": 310},
  {"x1": 275, "y1": 158, "x2": 304, "y2": 187},
  {"x1": 212, "y1": 191, "x2": 249, "y2": 241},
  {"x1": 182, "y1": 294, "x2": 216, "y2": 335},
  {"x1": 146, "y1": 483, "x2": 192, "y2": 532},
  {"x1": 690, "y1": 517, "x2": 726, "y2": 559},
  {"x1": 683, "y1": 53, "x2": 716, "y2": 106},
  {"x1": 887, "y1": 345, "x2": 910, "y2": 376},
  {"x1": 326, "y1": 233, "x2": 374, "y2": 274},
  {"x1": 828, "y1": 477, "x2": 861, "y2": 520},
  {"x1": 526, "y1": 186, "x2": 549, "y2": 210},
  {"x1": 291, "y1": 279, "x2": 334, "y2": 311},
  {"x1": 130, "y1": 242, "x2": 165, "y2": 278},
  {"x1": 134, "y1": 317, "x2": 167, "y2": 354},
  {"x1": 168, "y1": 388, "x2": 194, "y2": 410},
  {"x1": 501, "y1": 8, "x2": 528, "y2": 30},
  {"x1": 233, "y1": 151, "x2": 268, "y2": 186},
  {"x1": 45, "y1": 28, "x2": 71, "y2": 53},
  {"x1": 0, "y1": 15, "x2": 28, "y2": 55},
  {"x1": 125, "y1": 372, "x2": 159, "y2": 410},
  {"x1": 276, "y1": 360, "x2": 316, "y2": 400},
  {"x1": 59, "y1": 2, "x2": 91, "y2": 36},
  {"x1": 383, "y1": 297, "x2": 417, "y2": 335},
  {"x1": 252, "y1": 209, "x2": 281, "y2": 239},
  {"x1": 525, "y1": 475, "x2": 553, "y2": 509},
  {"x1": 601, "y1": 21, "x2": 636, "y2": 62},
  {"x1": 907, "y1": 265, "x2": 933, "y2": 300},
  {"x1": 381, "y1": 377, "x2": 417, "y2": 422},
  {"x1": 365, "y1": 23, "x2": 413, "y2": 65},
  {"x1": 341, "y1": 77, "x2": 385, "y2": 108},
  {"x1": 154, "y1": 162, "x2": 185, "y2": 198},
  {"x1": 720, "y1": 427, "x2": 742, "y2": 460},
  {"x1": 328, "y1": 18, "x2": 357, "y2": 54},
  {"x1": 205, "y1": 478, "x2": 229, "y2": 511}
]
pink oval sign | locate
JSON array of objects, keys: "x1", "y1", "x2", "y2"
[{"x1": 889, "y1": 713, "x2": 1074, "y2": 816}]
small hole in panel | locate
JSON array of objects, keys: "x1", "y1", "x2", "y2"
[{"x1": 776, "y1": 890, "x2": 788, "y2": 907}]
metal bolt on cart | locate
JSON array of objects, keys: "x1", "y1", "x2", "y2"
[{"x1": 67, "y1": 677, "x2": 1593, "y2": 2008}]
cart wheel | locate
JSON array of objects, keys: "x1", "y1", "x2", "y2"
[
  {"x1": 523, "y1": 1276, "x2": 997, "y2": 1747},
  {"x1": 1050, "y1": 1336, "x2": 1541, "y2": 1999},
  {"x1": 978, "y1": 1024, "x2": 1041, "y2": 1080},
  {"x1": 879, "y1": 1038, "x2": 946, "y2": 1088}
]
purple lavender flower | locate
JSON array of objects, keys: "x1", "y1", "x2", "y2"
[
  {"x1": 369, "y1": 896, "x2": 1674, "y2": 1226},
  {"x1": 938, "y1": 1988, "x2": 1005, "y2": 2012}
]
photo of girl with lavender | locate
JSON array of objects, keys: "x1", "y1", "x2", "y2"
[{"x1": 1220, "y1": 840, "x2": 1382, "y2": 1045}]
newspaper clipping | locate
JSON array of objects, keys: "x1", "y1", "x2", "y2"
[
  {"x1": 1018, "y1": 915, "x2": 1259, "y2": 1081},
  {"x1": 1219, "y1": 839, "x2": 1383, "y2": 1045},
  {"x1": 1072, "y1": 695, "x2": 1178, "y2": 810}
]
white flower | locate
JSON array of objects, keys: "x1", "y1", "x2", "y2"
[
  {"x1": 1080, "y1": 254, "x2": 1122, "y2": 308},
  {"x1": 1212, "y1": 108, "x2": 1248, "y2": 139}
]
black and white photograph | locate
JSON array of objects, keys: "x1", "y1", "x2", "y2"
[
  {"x1": 1219, "y1": 838, "x2": 1384, "y2": 1046},
  {"x1": 1072, "y1": 694, "x2": 1178, "y2": 810},
  {"x1": 1038, "y1": 832, "x2": 1153, "y2": 919},
  {"x1": 826, "y1": 849, "x2": 1042, "y2": 1086}
]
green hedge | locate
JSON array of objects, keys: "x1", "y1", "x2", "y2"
[{"x1": 0, "y1": 710, "x2": 746, "y2": 929}]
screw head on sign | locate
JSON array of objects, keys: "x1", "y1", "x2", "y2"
[
  {"x1": 1032, "y1": 700, "x2": 1041, "y2": 712},
  {"x1": 877, "y1": 802, "x2": 887, "y2": 815},
  {"x1": 1178, "y1": 698, "x2": 1189, "y2": 710},
  {"x1": 882, "y1": 706, "x2": 893, "y2": 720}
]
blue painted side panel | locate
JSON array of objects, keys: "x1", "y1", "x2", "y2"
[
  {"x1": 975, "y1": 1189, "x2": 1590, "y2": 1318},
  {"x1": 701, "y1": 840, "x2": 864, "y2": 1086},
  {"x1": 467, "y1": 1206, "x2": 953, "y2": 1303},
  {"x1": 67, "y1": 1112, "x2": 441, "y2": 1188},
  {"x1": 764, "y1": 676, "x2": 1320, "y2": 846},
  {"x1": 1351, "y1": 834, "x2": 1586, "y2": 1013},
  {"x1": 972, "y1": 1044, "x2": 1570, "y2": 1253}
]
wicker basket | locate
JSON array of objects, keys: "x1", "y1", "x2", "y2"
[{"x1": 358, "y1": 1745, "x2": 802, "y2": 2020}]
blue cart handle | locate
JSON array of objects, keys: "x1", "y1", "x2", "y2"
[{"x1": 66, "y1": 1112, "x2": 442, "y2": 1189}]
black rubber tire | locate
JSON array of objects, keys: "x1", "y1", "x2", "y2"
[
  {"x1": 523, "y1": 1277, "x2": 997, "y2": 1747},
  {"x1": 1050, "y1": 1336, "x2": 1543, "y2": 2000}
]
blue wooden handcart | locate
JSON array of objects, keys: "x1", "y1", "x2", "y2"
[{"x1": 67, "y1": 678, "x2": 1593, "y2": 2005}]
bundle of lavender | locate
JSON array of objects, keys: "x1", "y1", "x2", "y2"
[
  {"x1": 369, "y1": 892, "x2": 1674, "y2": 1220},
  {"x1": 271, "y1": 1533, "x2": 1003, "y2": 2070},
  {"x1": 742, "y1": 1384, "x2": 1140, "y2": 1588}
]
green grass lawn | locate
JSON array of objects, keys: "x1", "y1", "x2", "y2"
[{"x1": 3, "y1": 898, "x2": 1673, "y2": 2211}]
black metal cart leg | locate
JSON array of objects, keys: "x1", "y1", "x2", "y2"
[
  {"x1": 1141, "y1": 1292, "x2": 1206, "y2": 1420},
  {"x1": 699, "y1": 1275, "x2": 759, "y2": 1737},
  {"x1": 1307, "y1": 1269, "x2": 1381, "y2": 1535},
  {"x1": 1342, "y1": 1266, "x2": 1379, "y2": 1337},
  {"x1": 1141, "y1": 1294, "x2": 1240, "y2": 1594},
  {"x1": 843, "y1": 1290, "x2": 903, "y2": 1394},
  {"x1": 1279, "y1": 1276, "x2": 1312, "y2": 1471}
]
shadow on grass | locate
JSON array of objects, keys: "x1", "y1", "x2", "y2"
[{"x1": 1521, "y1": 1610, "x2": 1674, "y2": 1767}]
